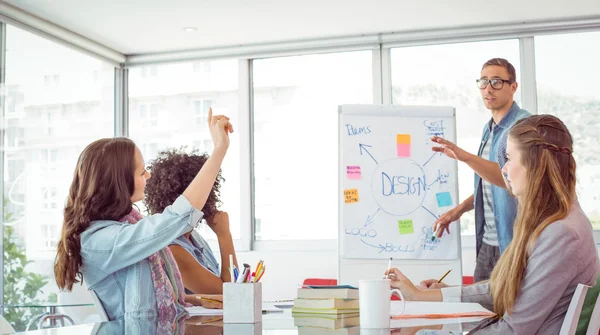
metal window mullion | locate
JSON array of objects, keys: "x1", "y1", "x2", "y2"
[
  {"x1": 239, "y1": 59, "x2": 252, "y2": 251},
  {"x1": 0, "y1": 21, "x2": 6, "y2": 317},
  {"x1": 114, "y1": 67, "x2": 129, "y2": 137},
  {"x1": 519, "y1": 37, "x2": 538, "y2": 114}
]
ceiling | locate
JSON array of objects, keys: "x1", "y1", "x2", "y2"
[{"x1": 6, "y1": 0, "x2": 600, "y2": 55}]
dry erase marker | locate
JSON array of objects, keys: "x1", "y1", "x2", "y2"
[{"x1": 385, "y1": 257, "x2": 392, "y2": 279}]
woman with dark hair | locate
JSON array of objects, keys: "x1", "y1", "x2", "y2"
[
  {"x1": 144, "y1": 148, "x2": 238, "y2": 294},
  {"x1": 385, "y1": 115, "x2": 599, "y2": 334},
  {"x1": 54, "y1": 109, "x2": 232, "y2": 321}
]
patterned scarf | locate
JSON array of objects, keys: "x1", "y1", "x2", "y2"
[{"x1": 119, "y1": 208, "x2": 190, "y2": 333}]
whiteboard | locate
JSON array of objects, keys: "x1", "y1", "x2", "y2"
[{"x1": 338, "y1": 105, "x2": 460, "y2": 261}]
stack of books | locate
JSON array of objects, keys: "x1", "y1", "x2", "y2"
[{"x1": 292, "y1": 286, "x2": 359, "y2": 334}]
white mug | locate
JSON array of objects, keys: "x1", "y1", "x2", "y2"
[{"x1": 358, "y1": 279, "x2": 404, "y2": 329}]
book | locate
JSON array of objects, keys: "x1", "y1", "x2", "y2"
[
  {"x1": 294, "y1": 316, "x2": 360, "y2": 329},
  {"x1": 297, "y1": 287, "x2": 359, "y2": 300},
  {"x1": 291, "y1": 307, "x2": 359, "y2": 315},
  {"x1": 294, "y1": 298, "x2": 359, "y2": 310},
  {"x1": 292, "y1": 312, "x2": 359, "y2": 319},
  {"x1": 297, "y1": 326, "x2": 359, "y2": 335}
]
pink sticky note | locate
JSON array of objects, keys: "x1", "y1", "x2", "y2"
[
  {"x1": 346, "y1": 165, "x2": 361, "y2": 180},
  {"x1": 397, "y1": 144, "x2": 410, "y2": 157}
]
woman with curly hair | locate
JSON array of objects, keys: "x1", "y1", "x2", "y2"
[
  {"x1": 54, "y1": 110, "x2": 232, "y2": 321},
  {"x1": 144, "y1": 147, "x2": 238, "y2": 294}
]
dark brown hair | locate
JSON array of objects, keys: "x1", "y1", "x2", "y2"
[
  {"x1": 143, "y1": 147, "x2": 223, "y2": 222},
  {"x1": 55, "y1": 137, "x2": 137, "y2": 290},
  {"x1": 491, "y1": 114, "x2": 575, "y2": 315},
  {"x1": 482, "y1": 58, "x2": 517, "y2": 83}
]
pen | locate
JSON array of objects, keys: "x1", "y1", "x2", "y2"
[
  {"x1": 193, "y1": 316, "x2": 223, "y2": 325},
  {"x1": 237, "y1": 268, "x2": 247, "y2": 283},
  {"x1": 256, "y1": 266, "x2": 265, "y2": 282},
  {"x1": 233, "y1": 267, "x2": 239, "y2": 282},
  {"x1": 385, "y1": 257, "x2": 392, "y2": 279},
  {"x1": 437, "y1": 269, "x2": 452, "y2": 283}
]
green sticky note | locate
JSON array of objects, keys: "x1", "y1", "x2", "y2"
[{"x1": 398, "y1": 219, "x2": 414, "y2": 235}]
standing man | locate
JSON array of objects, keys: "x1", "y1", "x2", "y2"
[{"x1": 430, "y1": 58, "x2": 531, "y2": 282}]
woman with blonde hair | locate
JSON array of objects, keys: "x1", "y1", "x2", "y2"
[{"x1": 386, "y1": 114, "x2": 599, "y2": 334}]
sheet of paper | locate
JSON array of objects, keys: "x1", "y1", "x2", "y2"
[
  {"x1": 389, "y1": 301, "x2": 491, "y2": 328},
  {"x1": 186, "y1": 306, "x2": 223, "y2": 316}
]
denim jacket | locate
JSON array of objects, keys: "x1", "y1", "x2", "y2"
[
  {"x1": 80, "y1": 195, "x2": 204, "y2": 320},
  {"x1": 474, "y1": 102, "x2": 531, "y2": 255}
]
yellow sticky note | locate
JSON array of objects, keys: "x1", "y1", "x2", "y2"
[
  {"x1": 344, "y1": 188, "x2": 360, "y2": 204},
  {"x1": 398, "y1": 219, "x2": 414, "y2": 235}
]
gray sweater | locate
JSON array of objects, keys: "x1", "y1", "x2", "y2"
[{"x1": 442, "y1": 202, "x2": 600, "y2": 334}]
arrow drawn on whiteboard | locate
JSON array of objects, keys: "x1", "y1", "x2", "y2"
[
  {"x1": 423, "y1": 152, "x2": 442, "y2": 167},
  {"x1": 360, "y1": 239, "x2": 385, "y2": 253},
  {"x1": 421, "y1": 206, "x2": 439, "y2": 220},
  {"x1": 359, "y1": 143, "x2": 378, "y2": 164},
  {"x1": 364, "y1": 208, "x2": 381, "y2": 227}
]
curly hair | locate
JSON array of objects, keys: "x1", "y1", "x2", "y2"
[{"x1": 143, "y1": 147, "x2": 223, "y2": 222}]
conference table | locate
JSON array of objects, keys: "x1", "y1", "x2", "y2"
[{"x1": 15, "y1": 309, "x2": 485, "y2": 335}]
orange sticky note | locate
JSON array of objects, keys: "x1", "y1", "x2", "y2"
[
  {"x1": 396, "y1": 134, "x2": 411, "y2": 145},
  {"x1": 344, "y1": 188, "x2": 360, "y2": 203}
]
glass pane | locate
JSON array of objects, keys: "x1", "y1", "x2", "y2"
[
  {"x1": 128, "y1": 60, "x2": 241, "y2": 240},
  {"x1": 253, "y1": 51, "x2": 373, "y2": 240},
  {"x1": 4, "y1": 25, "x2": 114, "y2": 330},
  {"x1": 535, "y1": 31, "x2": 600, "y2": 231},
  {"x1": 390, "y1": 40, "x2": 521, "y2": 235}
]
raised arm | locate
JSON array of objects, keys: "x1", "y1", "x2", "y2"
[
  {"x1": 183, "y1": 108, "x2": 233, "y2": 210},
  {"x1": 82, "y1": 195, "x2": 202, "y2": 274}
]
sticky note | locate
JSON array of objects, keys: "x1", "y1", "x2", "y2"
[
  {"x1": 397, "y1": 144, "x2": 410, "y2": 157},
  {"x1": 344, "y1": 188, "x2": 359, "y2": 203},
  {"x1": 346, "y1": 165, "x2": 361, "y2": 180},
  {"x1": 436, "y1": 192, "x2": 453, "y2": 207},
  {"x1": 396, "y1": 134, "x2": 411, "y2": 145},
  {"x1": 398, "y1": 219, "x2": 414, "y2": 235}
]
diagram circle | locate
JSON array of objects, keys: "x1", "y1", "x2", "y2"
[{"x1": 370, "y1": 158, "x2": 427, "y2": 216}]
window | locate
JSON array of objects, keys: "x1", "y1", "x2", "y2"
[
  {"x1": 252, "y1": 51, "x2": 373, "y2": 240},
  {"x1": 4, "y1": 25, "x2": 114, "y2": 322},
  {"x1": 43, "y1": 74, "x2": 60, "y2": 87},
  {"x1": 129, "y1": 60, "x2": 241, "y2": 240},
  {"x1": 139, "y1": 103, "x2": 159, "y2": 127},
  {"x1": 390, "y1": 40, "x2": 521, "y2": 235},
  {"x1": 194, "y1": 100, "x2": 212, "y2": 127},
  {"x1": 535, "y1": 31, "x2": 600, "y2": 230}
]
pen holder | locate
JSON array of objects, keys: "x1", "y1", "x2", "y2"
[{"x1": 223, "y1": 282, "x2": 262, "y2": 323}]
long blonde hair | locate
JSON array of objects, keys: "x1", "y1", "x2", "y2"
[{"x1": 490, "y1": 115, "x2": 576, "y2": 316}]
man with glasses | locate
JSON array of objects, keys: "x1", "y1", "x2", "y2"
[{"x1": 429, "y1": 58, "x2": 531, "y2": 283}]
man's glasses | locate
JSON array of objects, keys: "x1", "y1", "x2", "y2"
[{"x1": 476, "y1": 78, "x2": 513, "y2": 90}]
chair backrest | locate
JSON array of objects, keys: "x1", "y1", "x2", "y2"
[
  {"x1": 586, "y1": 289, "x2": 600, "y2": 335},
  {"x1": 560, "y1": 283, "x2": 590, "y2": 335},
  {"x1": 89, "y1": 290, "x2": 109, "y2": 322},
  {"x1": 0, "y1": 314, "x2": 15, "y2": 335}
]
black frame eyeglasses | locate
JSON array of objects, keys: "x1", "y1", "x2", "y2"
[{"x1": 476, "y1": 78, "x2": 513, "y2": 90}]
